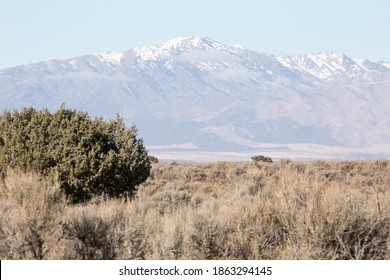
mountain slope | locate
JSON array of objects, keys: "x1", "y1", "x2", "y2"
[{"x1": 1, "y1": 36, "x2": 390, "y2": 160}]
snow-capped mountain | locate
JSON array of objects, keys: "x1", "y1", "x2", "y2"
[{"x1": 1, "y1": 36, "x2": 390, "y2": 161}]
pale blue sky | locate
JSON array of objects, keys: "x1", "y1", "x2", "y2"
[{"x1": 1, "y1": 0, "x2": 389, "y2": 69}]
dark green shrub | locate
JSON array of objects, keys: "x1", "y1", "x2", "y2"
[
  {"x1": 0, "y1": 105, "x2": 151, "y2": 203},
  {"x1": 251, "y1": 155, "x2": 273, "y2": 163}
]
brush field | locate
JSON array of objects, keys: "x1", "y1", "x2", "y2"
[{"x1": 1, "y1": 159, "x2": 390, "y2": 259}]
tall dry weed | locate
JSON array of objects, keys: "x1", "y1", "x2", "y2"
[{"x1": 0, "y1": 169, "x2": 66, "y2": 259}]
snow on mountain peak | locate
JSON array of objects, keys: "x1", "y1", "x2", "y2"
[
  {"x1": 276, "y1": 51, "x2": 372, "y2": 80},
  {"x1": 133, "y1": 36, "x2": 230, "y2": 61},
  {"x1": 165, "y1": 35, "x2": 204, "y2": 48},
  {"x1": 94, "y1": 51, "x2": 124, "y2": 65}
]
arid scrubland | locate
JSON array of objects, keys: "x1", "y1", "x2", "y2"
[{"x1": 1, "y1": 159, "x2": 390, "y2": 260}]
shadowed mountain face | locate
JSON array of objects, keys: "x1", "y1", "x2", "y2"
[{"x1": 1, "y1": 36, "x2": 390, "y2": 160}]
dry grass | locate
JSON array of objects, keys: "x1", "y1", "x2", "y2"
[{"x1": 1, "y1": 159, "x2": 390, "y2": 259}]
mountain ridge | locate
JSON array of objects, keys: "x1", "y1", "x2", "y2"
[{"x1": 1, "y1": 36, "x2": 390, "y2": 161}]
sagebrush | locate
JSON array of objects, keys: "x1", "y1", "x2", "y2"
[{"x1": 1, "y1": 159, "x2": 389, "y2": 259}]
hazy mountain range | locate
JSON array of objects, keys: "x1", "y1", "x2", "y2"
[{"x1": 1, "y1": 36, "x2": 390, "y2": 161}]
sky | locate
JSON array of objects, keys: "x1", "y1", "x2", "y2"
[{"x1": 1, "y1": 0, "x2": 389, "y2": 69}]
